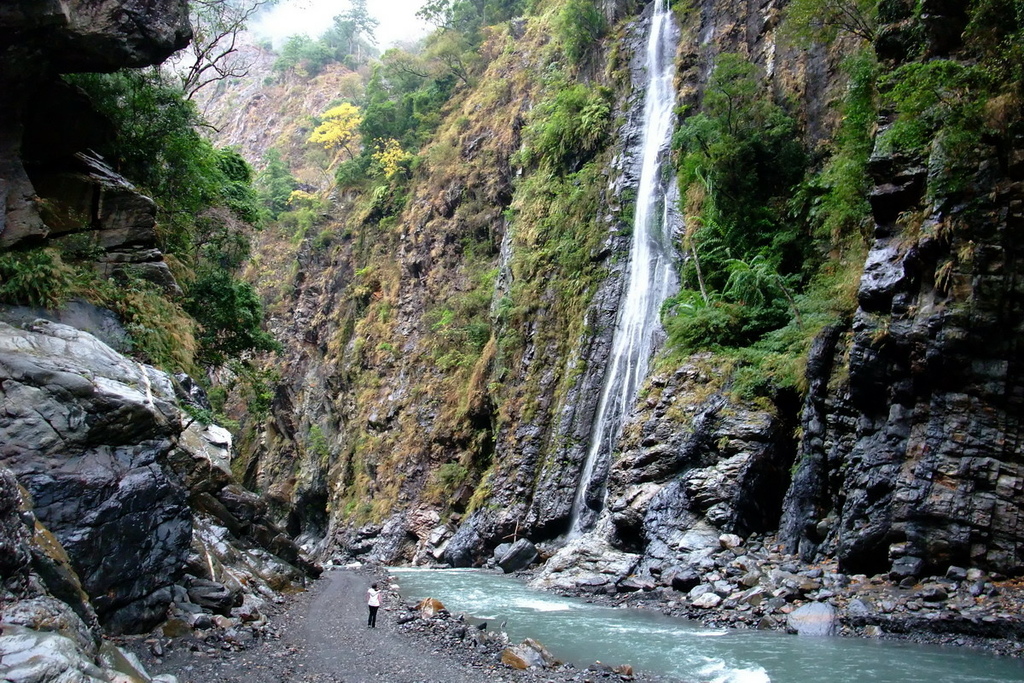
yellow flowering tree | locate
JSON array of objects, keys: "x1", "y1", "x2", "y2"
[
  {"x1": 307, "y1": 103, "x2": 362, "y2": 165},
  {"x1": 372, "y1": 138, "x2": 409, "y2": 179}
]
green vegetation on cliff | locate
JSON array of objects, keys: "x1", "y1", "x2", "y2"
[
  {"x1": 215, "y1": 0, "x2": 1024, "y2": 544},
  {"x1": 0, "y1": 63, "x2": 280, "y2": 390}
]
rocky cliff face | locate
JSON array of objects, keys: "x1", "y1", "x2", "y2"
[
  {"x1": 209, "y1": 0, "x2": 798, "y2": 564},
  {"x1": 206, "y1": 0, "x2": 1024, "y2": 607},
  {"x1": 779, "y1": 107, "x2": 1024, "y2": 577},
  {"x1": 0, "y1": 0, "x2": 188, "y2": 291},
  {"x1": 0, "y1": 3, "x2": 322, "y2": 647},
  {"x1": 0, "y1": 319, "x2": 316, "y2": 639}
]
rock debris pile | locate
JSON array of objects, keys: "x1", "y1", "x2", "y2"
[{"x1": 537, "y1": 532, "x2": 1024, "y2": 657}]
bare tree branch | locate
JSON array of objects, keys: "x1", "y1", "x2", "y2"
[{"x1": 168, "y1": 0, "x2": 275, "y2": 99}]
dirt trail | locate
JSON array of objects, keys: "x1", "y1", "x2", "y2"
[{"x1": 131, "y1": 570, "x2": 510, "y2": 683}]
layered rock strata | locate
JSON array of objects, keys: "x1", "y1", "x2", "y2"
[
  {"x1": 0, "y1": 319, "x2": 316, "y2": 641},
  {"x1": 0, "y1": 0, "x2": 189, "y2": 289}
]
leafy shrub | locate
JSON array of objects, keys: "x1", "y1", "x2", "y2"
[
  {"x1": 798, "y1": 49, "x2": 877, "y2": 240},
  {"x1": 67, "y1": 69, "x2": 278, "y2": 373},
  {"x1": 782, "y1": 0, "x2": 877, "y2": 44},
  {"x1": 255, "y1": 149, "x2": 299, "y2": 217},
  {"x1": 436, "y1": 462, "x2": 468, "y2": 488},
  {"x1": 554, "y1": 0, "x2": 606, "y2": 66},
  {"x1": 523, "y1": 84, "x2": 613, "y2": 173},
  {"x1": 668, "y1": 54, "x2": 809, "y2": 352},
  {"x1": 335, "y1": 155, "x2": 373, "y2": 188},
  {"x1": 231, "y1": 361, "x2": 280, "y2": 421},
  {"x1": 106, "y1": 278, "x2": 198, "y2": 373},
  {"x1": 67, "y1": 70, "x2": 263, "y2": 259},
  {"x1": 184, "y1": 269, "x2": 281, "y2": 367},
  {"x1": 0, "y1": 249, "x2": 77, "y2": 308},
  {"x1": 878, "y1": 60, "x2": 990, "y2": 158}
]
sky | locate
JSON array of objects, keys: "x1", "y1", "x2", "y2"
[{"x1": 250, "y1": 0, "x2": 431, "y2": 49}]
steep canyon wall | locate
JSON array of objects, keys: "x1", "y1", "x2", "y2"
[
  {"x1": 0, "y1": 4, "x2": 317, "y2": 669},
  {"x1": 225, "y1": 0, "x2": 842, "y2": 561},
  {"x1": 217, "y1": 0, "x2": 1024, "y2": 588}
]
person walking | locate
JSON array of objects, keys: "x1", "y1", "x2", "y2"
[{"x1": 366, "y1": 582, "x2": 381, "y2": 628}]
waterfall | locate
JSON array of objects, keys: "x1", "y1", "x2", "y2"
[{"x1": 569, "y1": 0, "x2": 679, "y2": 535}]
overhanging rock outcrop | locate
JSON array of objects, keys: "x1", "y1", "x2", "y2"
[
  {"x1": 0, "y1": 0, "x2": 191, "y2": 75},
  {"x1": 1, "y1": 0, "x2": 190, "y2": 252}
]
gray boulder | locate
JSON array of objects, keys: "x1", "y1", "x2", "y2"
[
  {"x1": 497, "y1": 539, "x2": 539, "y2": 573},
  {"x1": 0, "y1": 321, "x2": 190, "y2": 633},
  {"x1": 444, "y1": 512, "x2": 486, "y2": 568},
  {"x1": 187, "y1": 579, "x2": 241, "y2": 615},
  {"x1": 786, "y1": 602, "x2": 837, "y2": 636}
]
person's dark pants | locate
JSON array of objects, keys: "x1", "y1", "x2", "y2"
[{"x1": 368, "y1": 605, "x2": 379, "y2": 627}]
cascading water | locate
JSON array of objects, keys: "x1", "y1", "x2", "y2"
[{"x1": 569, "y1": 0, "x2": 679, "y2": 535}]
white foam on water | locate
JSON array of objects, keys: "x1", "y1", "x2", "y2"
[
  {"x1": 698, "y1": 658, "x2": 771, "y2": 683},
  {"x1": 512, "y1": 597, "x2": 576, "y2": 612},
  {"x1": 390, "y1": 566, "x2": 481, "y2": 574}
]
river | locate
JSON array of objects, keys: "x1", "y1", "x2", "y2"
[{"x1": 390, "y1": 568, "x2": 1024, "y2": 683}]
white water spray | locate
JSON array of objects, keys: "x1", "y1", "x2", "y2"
[{"x1": 569, "y1": 0, "x2": 679, "y2": 535}]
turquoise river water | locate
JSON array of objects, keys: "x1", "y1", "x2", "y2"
[{"x1": 389, "y1": 568, "x2": 1024, "y2": 683}]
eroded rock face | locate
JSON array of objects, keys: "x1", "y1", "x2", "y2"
[
  {"x1": 1, "y1": 319, "x2": 318, "y2": 637},
  {"x1": 601, "y1": 362, "x2": 797, "y2": 574},
  {"x1": 1, "y1": 0, "x2": 190, "y2": 255},
  {"x1": 778, "y1": 112, "x2": 1024, "y2": 576},
  {"x1": 0, "y1": 320, "x2": 190, "y2": 632},
  {"x1": 0, "y1": 0, "x2": 190, "y2": 76}
]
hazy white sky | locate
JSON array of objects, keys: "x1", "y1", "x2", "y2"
[{"x1": 251, "y1": 0, "x2": 430, "y2": 48}]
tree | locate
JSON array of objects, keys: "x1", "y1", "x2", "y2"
[
  {"x1": 783, "y1": 0, "x2": 877, "y2": 45},
  {"x1": 554, "y1": 0, "x2": 606, "y2": 66},
  {"x1": 424, "y1": 29, "x2": 477, "y2": 85},
  {"x1": 321, "y1": 0, "x2": 379, "y2": 64},
  {"x1": 417, "y1": 0, "x2": 457, "y2": 28},
  {"x1": 308, "y1": 103, "x2": 363, "y2": 164},
  {"x1": 274, "y1": 34, "x2": 336, "y2": 76},
  {"x1": 339, "y1": 0, "x2": 379, "y2": 61},
  {"x1": 255, "y1": 149, "x2": 298, "y2": 217},
  {"x1": 372, "y1": 138, "x2": 410, "y2": 178},
  {"x1": 170, "y1": 0, "x2": 277, "y2": 99},
  {"x1": 184, "y1": 269, "x2": 281, "y2": 367}
]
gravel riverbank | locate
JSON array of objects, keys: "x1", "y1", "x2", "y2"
[
  {"x1": 115, "y1": 540, "x2": 1024, "y2": 683},
  {"x1": 116, "y1": 569, "x2": 671, "y2": 683}
]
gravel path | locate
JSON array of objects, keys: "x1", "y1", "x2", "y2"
[
  {"x1": 288, "y1": 569, "x2": 488, "y2": 682},
  {"x1": 124, "y1": 570, "x2": 563, "y2": 683}
]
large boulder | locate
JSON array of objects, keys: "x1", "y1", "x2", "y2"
[
  {"x1": 0, "y1": 320, "x2": 190, "y2": 633},
  {"x1": 786, "y1": 602, "x2": 837, "y2": 637},
  {"x1": 0, "y1": 624, "x2": 178, "y2": 683},
  {"x1": 497, "y1": 538, "x2": 539, "y2": 573},
  {"x1": 530, "y1": 533, "x2": 639, "y2": 591},
  {"x1": 444, "y1": 512, "x2": 486, "y2": 568}
]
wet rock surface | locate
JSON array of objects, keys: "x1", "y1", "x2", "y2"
[
  {"x1": 0, "y1": 465, "x2": 178, "y2": 683},
  {"x1": 1, "y1": 320, "x2": 317, "y2": 638},
  {"x1": 529, "y1": 531, "x2": 1024, "y2": 658},
  {"x1": 1, "y1": 319, "x2": 190, "y2": 632}
]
